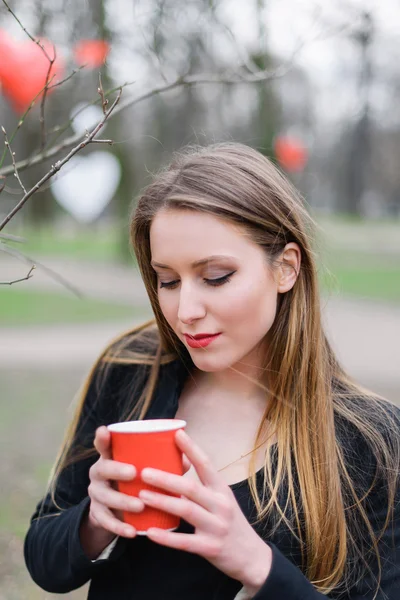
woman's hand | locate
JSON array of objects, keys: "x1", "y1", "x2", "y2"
[
  {"x1": 88, "y1": 425, "x2": 146, "y2": 538},
  {"x1": 138, "y1": 429, "x2": 273, "y2": 591}
]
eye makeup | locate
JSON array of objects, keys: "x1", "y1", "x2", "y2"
[{"x1": 159, "y1": 270, "x2": 237, "y2": 290}]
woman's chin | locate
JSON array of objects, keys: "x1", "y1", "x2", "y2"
[{"x1": 190, "y1": 354, "x2": 235, "y2": 373}]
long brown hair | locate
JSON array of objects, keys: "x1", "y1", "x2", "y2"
[{"x1": 44, "y1": 143, "x2": 398, "y2": 597}]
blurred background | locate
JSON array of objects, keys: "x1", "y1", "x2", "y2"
[{"x1": 0, "y1": 0, "x2": 399, "y2": 597}]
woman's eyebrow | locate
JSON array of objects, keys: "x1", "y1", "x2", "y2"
[{"x1": 150, "y1": 254, "x2": 236, "y2": 269}]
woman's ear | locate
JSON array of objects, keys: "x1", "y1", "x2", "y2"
[{"x1": 277, "y1": 243, "x2": 301, "y2": 293}]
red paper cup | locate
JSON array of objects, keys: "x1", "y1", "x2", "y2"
[{"x1": 108, "y1": 419, "x2": 187, "y2": 535}]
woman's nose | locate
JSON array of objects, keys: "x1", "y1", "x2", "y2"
[{"x1": 177, "y1": 282, "x2": 206, "y2": 323}]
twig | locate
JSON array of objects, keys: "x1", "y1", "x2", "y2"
[
  {"x1": 46, "y1": 80, "x2": 135, "y2": 152},
  {"x1": 0, "y1": 243, "x2": 83, "y2": 297},
  {"x1": 0, "y1": 74, "x2": 56, "y2": 170},
  {"x1": 1, "y1": 80, "x2": 136, "y2": 176},
  {"x1": 47, "y1": 64, "x2": 86, "y2": 89},
  {"x1": 0, "y1": 88, "x2": 122, "y2": 232},
  {"x1": 0, "y1": 66, "x2": 289, "y2": 178},
  {"x1": 210, "y1": 6, "x2": 263, "y2": 77},
  {"x1": 1, "y1": 0, "x2": 54, "y2": 63},
  {"x1": 48, "y1": 80, "x2": 135, "y2": 136},
  {"x1": 136, "y1": 4, "x2": 169, "y2": 85},
  {"x1": 91, "y1": 139, "x2": 114, "y2": 145},
  {"x1": 40, "y1": 42, "x2": 56, "y2": 150},
  {"x1": 0, "y1": 264, "x2": 35, "y2": 285},
  {"x1": 1, "y1": 126, "x2": 27, "y2": 194},
  {"x1": 1, "y1": 1, "x2": 59, "y2": 152},
  {"x1": 0, "y1": 175, "x2": 5, "y2": 195},
  {"x1": 98, "y1": 73, "x2": 109, "y2": 115}
]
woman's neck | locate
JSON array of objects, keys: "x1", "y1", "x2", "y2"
[{"x1": 189, "y1": 366, "x2": 268, "y2": 411}]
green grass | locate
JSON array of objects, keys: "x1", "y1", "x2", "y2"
[
  {"x1": 320, "y1": 262, "x2": 400, "y2": 302},
  {"x1": 0, "y1": 287, "x2": 146, "y2": 326},
  {"x1": 6, "y1": 223, "x2": 131, "y2": 263},
  {"x1": 317, "y1": 224, "x2": 400, "y2": 302}
]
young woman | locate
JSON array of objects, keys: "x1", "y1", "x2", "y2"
[{"x1": 24, "y1": 143, "x2": 399, "y2": 599}]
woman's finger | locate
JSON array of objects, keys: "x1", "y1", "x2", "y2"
[
  {"x1": 93, "y1": 426, "x2": 113, "y2": 460},
  {"x1": 145, "y1": 527, "x2": 218, "y2": 556},
  {"x1": 139, "y1": 489, "x2": 220, "y2": 532},
  {"x1": 97, "y1": 458, "x2": 136, "y2": 482},
  {"x1": 141, "y1": 467, "x2": 225, "y2": 514},
  {"x1": 90, "y1": 500, "x2": 137, "y2": 538},
  {"x1": 91, "y1": 483, "x2": 145, "y2": 514}
]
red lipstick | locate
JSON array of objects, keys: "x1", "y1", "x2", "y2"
[{"x1": 184, "y1": 333, "x2": 221, "y2": 348}]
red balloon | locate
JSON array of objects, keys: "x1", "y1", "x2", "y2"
[
  {"x1": 0, "y1": 30, "x2": 64, "y2": 113},
  {"x1": 73, "y1": 40, "x2": 110, "y2": 68},
  {"x1": 274, "y1": 135, "x2": 308, "y2": 173}
]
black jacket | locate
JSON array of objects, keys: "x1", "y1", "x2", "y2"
[{"x1": 24, "y1": 353, "x2": 400, "y2": 599}]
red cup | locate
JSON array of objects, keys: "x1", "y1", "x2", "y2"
[{"x1": 107, "y1": 419, "x2": 187, "y2": 535}]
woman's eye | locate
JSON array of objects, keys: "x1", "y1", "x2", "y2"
[{"x1": 159, "y1": 271, "x2": 236, "y2": 290}]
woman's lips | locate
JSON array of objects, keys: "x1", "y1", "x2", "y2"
[{"x1": 184, "y1": 333, "x2": 221, "y2": 348}]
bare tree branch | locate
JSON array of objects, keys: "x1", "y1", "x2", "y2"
[
  {"x1": 1, "y1": 126, "x2": 27, "y2": 194},
  {"x1": 135, "y1": 3, "x2": 169, "y2": 84},
  {"x1": 47, "y1": 64, "x2": 86, "y2": 90},
  {"x1": 1, "y1": 0, "x2": 54, "y2": 63},
  {"x1": 0, "y1": 76, "x2": 55, "y2": 170},
  {"x1": 0, "y1": 88, "x2": 122, "y2": 232},
  {"x1": 1, "y1": 1, "x2": 64, "y2": 154},
  {"x1": 0, "y1": 243, "x2": 83, "y2": 297},
  {"x1": 39, "y1": 42, "x2": 57, "y2": 150},
  {"x1": 0, "y1": 64, "x2": 289, "y2": 178},
  {"x1": 0, "y1": 175, "x2": 5, "y2": 195},
  {"x1": 0, "y1": 264, "x2": 35, "y2": 285},
  {"x1": 0, "y1": 80, "x2": 136, "y2": 176},
  {"x1": 91, "y1": 139, "x2": 114, "y2": 144},
  {"x1": 210, "y1": 5, "x2": 263, "y2": 77},
  {"x1": 45, "y1": 80, "x2": 136, "y2": 153},
  {"x1": 98, "y1": 73, "x2": 109, "y2": 115}
]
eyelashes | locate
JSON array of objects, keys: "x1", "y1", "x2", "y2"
[{"x1": 159, "y1": 270, "x2": 236, "y2": 290}]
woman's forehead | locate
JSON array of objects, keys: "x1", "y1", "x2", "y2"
[{"x1": 150, "y1": 208, "x2": 247, "y2": 242}]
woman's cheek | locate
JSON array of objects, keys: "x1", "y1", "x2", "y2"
[
  {"x1": 158, "y1": 294, "x2": 176, "y2": 325},
  {"x1": 227, "y1": 282, "x2": 277, "y2": 330},
  {"x1": 223, "y1": 284, "x2": 260, "y2": 317}
]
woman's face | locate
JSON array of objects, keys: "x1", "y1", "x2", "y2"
[{"x1": 150, "y1": 209, "x2": 281, "y2": 374}]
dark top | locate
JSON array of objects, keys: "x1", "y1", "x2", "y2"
[{"x1": 24, "y1": 351, "x2": 400, "y2": 599}]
